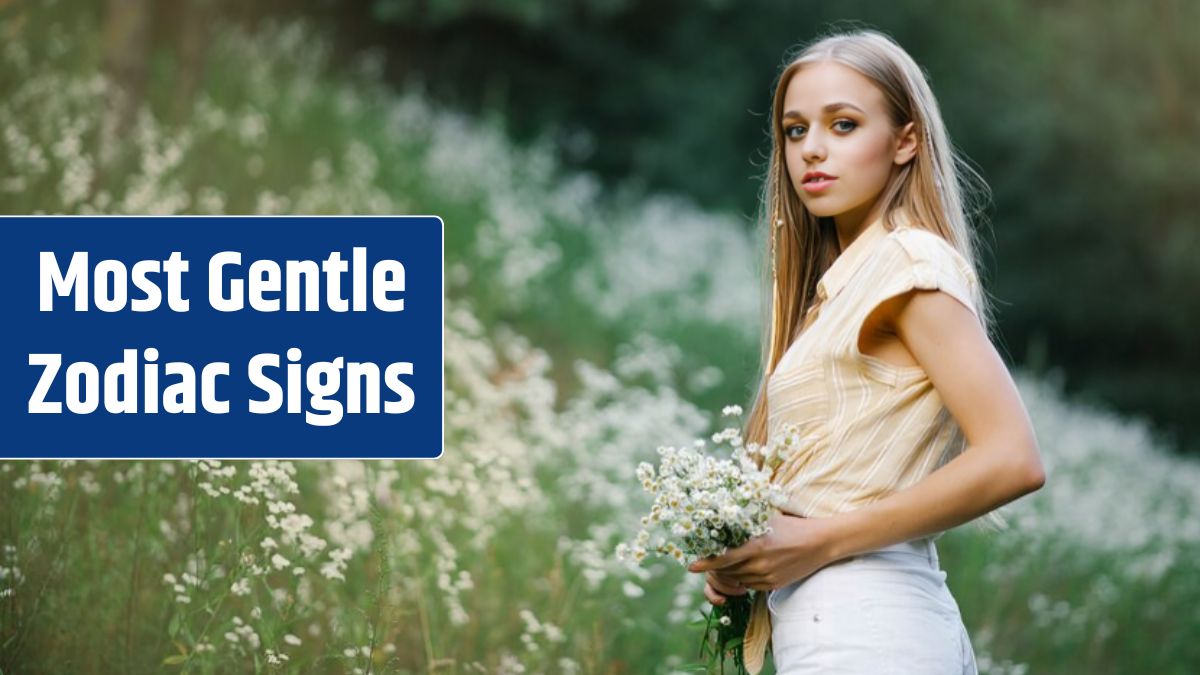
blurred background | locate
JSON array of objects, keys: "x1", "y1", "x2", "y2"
[{"x1": 1, "y1": 0, "x2": 1198, "y2": 673}]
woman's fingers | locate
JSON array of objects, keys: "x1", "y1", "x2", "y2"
[
  {"x1": 703, "y1": 581, "x2": 726, "y2": 606},
  {"x1": 707, "y1": 571, "x2": 748, "y2": 596}
]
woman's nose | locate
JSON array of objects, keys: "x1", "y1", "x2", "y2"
[{"x1": 801, "y1": 133, "x2": 826, "y2": 162}]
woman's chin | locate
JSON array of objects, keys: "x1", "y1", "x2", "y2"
[{"x1": 801, "y1": 202, "x2": 840, "y2": 218}]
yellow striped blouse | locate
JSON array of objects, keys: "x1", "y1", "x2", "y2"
[{"x1": 766, "y1": 213, "x2": 982, "y2": 526}]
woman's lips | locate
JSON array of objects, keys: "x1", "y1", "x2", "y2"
[{"x1": 801, "y1": 177, "x2": 836, "y2": 194}]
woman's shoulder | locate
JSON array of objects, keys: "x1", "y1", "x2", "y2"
[{"x1": 879, "y1": 224, "x2": 978, "y2": 290}]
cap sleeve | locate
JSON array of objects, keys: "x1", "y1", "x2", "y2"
[
  {"x1": 851, "y1": 230, "x2": 982, "y2": 385},
  {"x1": 898, "y1": 230, "x2": 979, "y2": 315}
]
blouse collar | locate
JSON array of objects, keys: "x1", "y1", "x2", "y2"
[{"x1": 815, "y1": 213, "x2": 894, "y2": 302}]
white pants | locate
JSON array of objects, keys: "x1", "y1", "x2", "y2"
[{"x1": 767, "y1": 536, "x2": 978, "y2": 674}]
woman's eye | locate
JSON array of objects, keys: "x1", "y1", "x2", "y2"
[{"x1": 784, "y1": 120, "x2": 856, "y2": 139}]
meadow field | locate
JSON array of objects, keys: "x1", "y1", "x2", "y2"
[{"x1": 1, "y1": 6, "x2": 1198, "y2": 674}]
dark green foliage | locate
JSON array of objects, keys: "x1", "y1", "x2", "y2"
[{"x1": 358, "y1": 0, "x2": 1200, "y2": 455}]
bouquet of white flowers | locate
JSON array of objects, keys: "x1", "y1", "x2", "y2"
[{"x1": 616, "y1": 405, "x2": 803, "y2": 674}]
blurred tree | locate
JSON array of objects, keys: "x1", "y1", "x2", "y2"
[
  {"x1": 83, "y1": 0, "x2": 1200, "y2": 454},
  {"x1": 168, "y1": 0, "x2": 217, "y2": 123},
  {"x1": 977, "y1": 0, "x2": 1200, "y2": 454},
  {"x1": 352, "y1": 0, "x2": 1200, "y2": 452},
  {"x1": 100, "y1": 0, "x2": 152, "y2": 163}
]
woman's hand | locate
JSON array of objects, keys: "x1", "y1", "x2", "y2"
[
  {"x1": 688, "y1": 512, "x2": 839, "y2": 592},
  {"x1": 702, "y1": 569, "x2": 748, "y2": 606}
]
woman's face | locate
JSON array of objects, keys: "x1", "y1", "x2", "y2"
[{"x1": 780, "y1": 61, "x2": 915, "y2": 226}]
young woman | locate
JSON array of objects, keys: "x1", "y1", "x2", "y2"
[{"x1": 687, "y1": 29, "x2": 1046, "y2": 674}]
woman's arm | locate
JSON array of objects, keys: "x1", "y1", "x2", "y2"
[
  {"x1": 822, "y1": 286, "x2": 1046, "y2": 561},
  {"x1": 690, "y1": 287, "x2": 1046, "y2": 589}
]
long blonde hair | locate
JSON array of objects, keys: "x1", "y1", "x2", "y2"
[{"x1": 742, "y1": 28, "x2": 1003, "y2": 529}]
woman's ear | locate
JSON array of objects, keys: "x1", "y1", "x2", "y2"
[{"x1": 893, "y1": 122, "x2": 919, "y2": 166}]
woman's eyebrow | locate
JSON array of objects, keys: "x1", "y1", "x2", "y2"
[{"x1": 782, "y1": 102, "x2": 866, "y2": 119}]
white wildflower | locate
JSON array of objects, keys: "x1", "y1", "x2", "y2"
[{"x1": 618, "y1": 418, "x2": 798, "y2": 565}]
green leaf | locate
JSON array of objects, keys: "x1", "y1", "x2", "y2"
[{"x1": 162, "y1": 654, "x2": 188, "y2": 666}]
